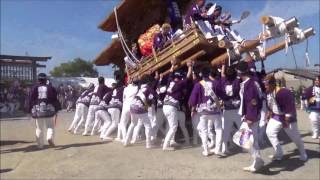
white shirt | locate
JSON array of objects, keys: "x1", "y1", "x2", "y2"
[
  {"x1": 238, "y1": 78, "x2": 250, "y2": 115},
  {"x1": 123, "y1": 83, "x2": 138, "y2": 109}
]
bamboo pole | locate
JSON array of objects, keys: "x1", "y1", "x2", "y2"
[
  {"x1": 210, "y1": 39, "x2": 261, "y2": 67},
  {"x1": 264, "y1": 27, "x2": 315, "y2": 57},
  {"x1": 160, "y1": 50, "x2": 206, "y2": 77}
]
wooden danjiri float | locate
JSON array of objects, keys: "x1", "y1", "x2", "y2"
[{"x1": 94, "y1": 0, "x2": 315, "y2": 79}]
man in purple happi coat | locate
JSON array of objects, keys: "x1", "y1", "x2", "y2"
[
  {"x1": 220, "y1": 64, "x2": 242, "y2": 154},
  {"x1": 28, "y1": 73, "x2": 61, "y2": 148},
  {"x1": 162, "y1": 60, "x2": 193, "y2": 151},
  {"x1": 68, "y1": 83, "x2": 94, "y2": 133},
  {"x1": 184, "y1": 0, "x2": 206, "y2": 26},
  {"x1": 302, "y1": 75, "x2": 320, "y2": 139},
  {"x1": 189, "y1": 66, "x2": 224, "y2": 156},
  {"x1": 264, "y1": 74, "x2": 308, "y2": 162},
  {"x1": 98, "y1": 82, "x2": 125, "y2": 141},
  {"x1": 236, "y1": 61, "x2": 264, "y2": 172},
  {"x1": 124, "y1": 74, "x2": 156, "y2": 149},
  {"x1": 81, "y1": 77, "x2": 111, "y2": 136}
]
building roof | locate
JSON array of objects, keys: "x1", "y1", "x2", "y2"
[
  {"x1": 94, "y1": 40, "x2": 124, "y2": 67},
  {"x1": 0, "y1": 54, "x2": 51, "y2": 62},
  {"x1": 269, "y1": 68, "x2": 320, "y2": 80}
]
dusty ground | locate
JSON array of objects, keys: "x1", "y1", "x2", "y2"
[{"x1": 1, "y1": 110, "x2": 319, "y2": 179}]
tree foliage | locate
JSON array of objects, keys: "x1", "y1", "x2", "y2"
[{"x1": 50, "y1": 58, "x2": 98, "y2": 77}]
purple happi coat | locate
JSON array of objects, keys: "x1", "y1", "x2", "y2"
[
  {"x1": 220, "y1": 77, "x2": 241, "y2": 110},
  {"x1": 28, "y1": 83, "x2": 61, "y2": 118},
  {"x1": 77, "y1": 88, "x2": 94, "y2": 107},
  {"x1": 184, "y1": 3, "x2": 205, "y2": 26},
  {"x1": 90, "y1": 84, "x2": 111, "y2": 105},
  {"x1": 239, "y1": 78, "x2": 263, "y2": 122},
  {"x1": 108, "y1": 86, "x2": 125, "y2": 110},
  {"x1": 153, "y1": 32, "x2": 173, "y2": 51},
  {"x1": 164, "y1": 77, "x2": 189, "y2": 109},
  {"x1": 267, "y1": 88, "x2": 297, "y2": 123},
  {"x1": 188, "y1": 78, "x2": 223, "y2": 115},
  {"x1": 130, "y1": 84, "x2": 156, "y2": 114},
  {"x1": 302, "y1": 85, "x2": 320, "y2": 112}
]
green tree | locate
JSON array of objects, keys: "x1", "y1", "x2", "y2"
[{"x1": 50, "y1": 58, "x2": 98, "y2": 77}]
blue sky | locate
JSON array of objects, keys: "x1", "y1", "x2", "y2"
[{"x1": 1, "y1": 0, "x2": 319, "y2": 78}]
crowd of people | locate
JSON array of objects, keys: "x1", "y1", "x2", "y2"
[
  {"x1": 0, "y1": 80, "x2": 83, "y2": 116},
  {"x1": 0, "y1": 81, "x2": 30, "y2": 115},
  {"x1": 56, "y1": 84, "x2": 80, "y2": 112},
  {"x1": 59, "y1": 59, "x2": 319, "y2": 172},
  {"x1": 26, "y1": 60, "x2": 319, "y2": 173}
]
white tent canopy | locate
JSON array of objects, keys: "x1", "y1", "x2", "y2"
[{"x1": 50, "y1": 77, "x2": 116, "y2": 88}]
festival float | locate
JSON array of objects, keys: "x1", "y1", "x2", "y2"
[{"x1": 93, "y1": 0, "x2": 315, "y2": 79}]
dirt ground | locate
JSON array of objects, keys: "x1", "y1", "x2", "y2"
[{"x1": 1, "y1": 110, "x2": 319, "y2": 179}]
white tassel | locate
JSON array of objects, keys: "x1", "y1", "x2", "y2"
[
  {"x1": 284, "y1": 33, "x2": 289, "y2": 55},
  {"x1": 227, "y1": 48, "x2": 231, "y2": 66},
  {"x1": 305, "y1": 39, "x2": 310, "y2": 67},
  {"x1": 261, "y1": 24, "x2": 267, "y2": 58}
]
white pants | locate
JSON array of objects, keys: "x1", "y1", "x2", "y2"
[
  {"x1": 258, "y1": 103, "x2": 268, "y2": 146},
  {"x1": 266, "y1": 118, "x2": 307, "y2": 157},
  {"x1": 222, "y1": 109, "x2": 241, "y2": 152},
  {"x1": 178, "y1": 110, "x2": 190, "y2": 144},
  {"x1": 95, "y1": 110, "x2": 112, "y2": 138},
  {"x1": 68, "y1": 103, "x2": 88, "y2": 131},
  {"x1": 208, "y1": 118, "x2": 216, "y2": 146},
  {"x1": 163, "y1": 105, "x2": 179, "y2": 148},
  {"x1": 119, "y1": 107, "x2": 131, "y2": 141},
  {"x1": 152, "y1": 107, "x2": 166, "y2": 139},
  {"x1": 309, "y1": 111, "x2": 320, "y2": 137},
  {"x1": 239, "y1": 121, "x2": 263, "y2": 168},
  {"x1": 34, "y1": 116, "x2": 55, "y2": 147},
  {"x1": 198, "y1": 114, "x2": 222, "y2": 154},
  {"x1": 83, "y1": 105, "x2": 99, "y2": 134},
  {"x1": 192, "y1": 113, "x2": 200, "y2": 145},
  {"x1": 124, "y1": 113, "x2": 152, "y2": 148},
  {"x1": 100, "y1": 108, "x2": 121, "y2": 139},
  {"x1": 131, "y1": 107, "x2": 155, "y2": 142}
]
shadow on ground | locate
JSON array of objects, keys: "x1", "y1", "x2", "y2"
[
  {"x1": 0, "y1": 141, "x2": 107, "y2": 154},
  {"x1": 0, "y1": 168, "x2": 13, "y2": 174},
  {"x1": 0, "y1": 140, "x2": 34, "y2": 146},
  {"x1": 258, "y1": 149, "x2": 320, "y2": 175}
]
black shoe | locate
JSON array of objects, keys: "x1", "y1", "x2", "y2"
[{"x1": 48, "y1": 139, "x2": 55, "y2": 147}]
